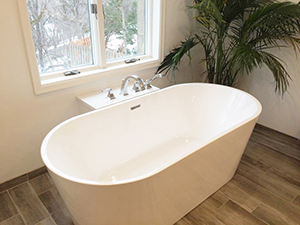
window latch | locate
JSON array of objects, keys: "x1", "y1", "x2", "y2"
[
  {"x1": 64, "y1": 70, "x2": 81, "y2": 76},
  {"x1": 125, "y1": 58, "x2": 140, "y2": 64},
  {"x1": 91, "y1": 4, "x2": 98, "y2": 20}
]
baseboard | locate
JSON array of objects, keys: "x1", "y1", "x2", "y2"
[{"x1": 0, "y1": 166, "x2": 48, "y2": 193}]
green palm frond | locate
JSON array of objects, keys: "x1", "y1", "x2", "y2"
[
  {"x1": 158, "y1": 0, "x2": 300, "y2": 94},
  {"x1": 242, "y1": 2, "x2": 300, "y2": 51},
  {"x1": 223, "y1": 0, "x2": 273, "y2": 24},
  {"x1": 260, "y1": 51, "x2": 291, "y2": 94},
  {"x1": 242, "y1": 2, "x2": 300, "y2": 38},
  {"x1": 191, "y1": 0, "x2": 223, "y2": 25},
  {"x1": 230, "y1": 43, "x2": 291, "y2": 93},
  {"x1": 156, "y1": 37, "x2": 198, "y2": 74}
]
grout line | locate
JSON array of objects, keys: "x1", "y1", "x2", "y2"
[
  {"x1": 256, "y1": 151, "x2": 266, "y2": 161},
  {"x1": 220, "y1": 183, "x2": 262, "y2": 214},
  {"x1": 27, "y1": 181, "x2": 53, "y2": 221},
  {"x1": 7, "y1": 190, "x2": 28, "y2": 225},
  {"x1": 259, "y1": 158, "x2": 300, "y2": 188},
  {"x1": 0, "y1": 214, "x2": 24, "y2": 225},
  {"x1": 4, "y1": 178, "x2": 30, "y2": 193},
  {"x1": 256, "y1": 141, "x2": 300, "y2": 161},
  {"x1": 236, "y1": 173, "x2": 297, "y2": 206},
  {"x1": 0, "y1": 174, "x2": 29, "y2": 194},
  {"x1": 29, "y1": 174, "x2": 55, "y2": 196},
  {"x1": 250, "y1": 202, "x2": 261, "y2": 213},
  {"x1": 264, "y1": 167, "x2": 300, "y2": 199},
  {"x1": 248, "y1": 202, "x2": 271, "y2": 225},
  {"x1": 217, "y1": 199, "x2": 229, "y2": 211},
  {"x1": 49, "y1": 216, "x2": 57, "y2": 225},
  {"x1": 0, "y1": 167, "x2": 48, "y2": 193},
  {"x1": 29, "y1": 173, "x2": 47, "y2": 183},
  {"x1": 252, "y1": 212, "x2": 271, "y2": 225},
  {"x1": 289, "y1": 194, "x2": 298, "y2": 204},
  {"x1": 33, "y1": 217, "x2": 57, "y2": 225},
  {"x1": 214, "y1": 191, "x2": 230, "y2": 210},
  {"x1": 262, "y1": 167, "x2": 271, "y2": 176},
  {"x1": 37, "y1": 187, "x2": 55, "y2": 197}
]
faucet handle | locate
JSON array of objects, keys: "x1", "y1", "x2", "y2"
[
  {"x1": 132, "y1": 81, "x2": 142, "y2": 92},
  {"x1": 145, "y1": 83, "x2": 152, "y2": 89},
  {"x1": 102, "y1": 88, "x2": 116, "y2": 100}
]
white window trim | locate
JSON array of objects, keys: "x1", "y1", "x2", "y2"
[{"x1": 18, "y1": 0, "x2": 165, "y2": 95}]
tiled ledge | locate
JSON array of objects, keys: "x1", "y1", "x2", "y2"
[{"x1": 0, "y1": 167, "x2": 48, "y2": 193}]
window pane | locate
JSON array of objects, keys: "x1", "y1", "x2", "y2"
[
  {"x1": 103, "y1": 0, "x2": 146, "y2": 61},
  {"x1": 26, "y1": 0, "x2": 94, "y2": 74}
]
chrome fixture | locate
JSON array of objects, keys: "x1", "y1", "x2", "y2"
[
  {"x1": 102, "y1": 88, "x2": 116, "y2": 100},
  {"x1": 145, "y1": 73, "x2": 166, "y2": 89},
  {"x1": 120, "y1": 75, "x2": 146, "y2": 96}
]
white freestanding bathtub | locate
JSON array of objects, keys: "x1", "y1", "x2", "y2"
[{"x1": 41, "y1": 83, "x2": 262, "y2": 225}]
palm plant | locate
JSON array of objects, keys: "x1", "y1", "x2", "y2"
[{"x1": 156, "y1": 0, "x2": 300, "y2": 94}]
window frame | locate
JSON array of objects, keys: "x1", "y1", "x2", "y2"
[{"x1": 18, "y1": 0, "x2": 164, "y2": 95}]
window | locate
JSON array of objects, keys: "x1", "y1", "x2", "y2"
[{"x1": 18, "y1": 0, "x2": 163, "y2": 94}]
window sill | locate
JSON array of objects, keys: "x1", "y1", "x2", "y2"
[{"x1": 34, "y1": 58, "x2": 161, "y2": 95}]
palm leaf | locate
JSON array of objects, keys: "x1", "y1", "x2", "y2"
[
  {"x1": 156, "y1": 37, "x2": 198, "y2": 74},
  {"x1": 191, "y1": 0, "x2": 223, "y2": 26},
  {"x1": 260, "y1": 51, "x2": 291, "y2": 94},
  {"x1": 158, "y1": 0, "x2": 300, "y2": 94}
]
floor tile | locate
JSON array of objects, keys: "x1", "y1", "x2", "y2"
[
  {"x1": 0, "y1": 215, "x2": 25, "y2": 225},
  {"x1": 35, "y1": 217, "x2": 56, "y2": 225},
  {"x1": 254, "y1": 143, "x2": 300, "y2": 170},
  {"x1": 30, "y1": 174, "x2": 54, "y2": 195},
  {"x1": 243, "y1": 144, "x2": 265, "y2": 161},
  {"x1": 252, "y1": 203, "x2": 298, "y2": 225},
  {"x1": 0, "y1": 175, "x2": 28, "y2": 193},
  {"x1": 219, "y1": 180, "x2": 261, "y2": 212},
  {"x1": 8, "y1": 183, "x2": 49, "y2": 225},
  {"x1": 39, "y1": 188, "x2": 73, "y2": 225},
  {"x1": 239, "y1": 154, "x2": 270, "y2": 174},
  {"x1": 218, "y1": 200, "x2": 267, "y2": 225},
  {"x1": 191, "y1": 199, "x2": 239, "y2": 225},
  {"x1": 291, "y1": 195, "x2": 300, "y2": 208},
  {"x1": 265, "y1": 169, "x2": 300, "y2": 195},
  {"x1": 204, "y1": 191, "x2": 228, "y2": 209},
  {"x1": 259, "y1": 151, "x2": 300, "y2": 183},
  {"x1": 254, "y1": 124, "x2": 299, "y2": 149},
  {"x1": 237, "y1": 163, "x2": 298, "y2": 202},
  {"x1": 28, "y1": 167, "x2": 48, "y2": 180},
  {"x1": 251, "y1": 131, "x2": 300, "y2": 160},
  {"x1": 175, "y1": 215, "x2": 207, "y2": 225},
  {"x1": 0, "y1": 192, "x2": 18, "y2": 222},
  {"x1": 233, "y1": 174, "x2": 300, "y2": 224}
]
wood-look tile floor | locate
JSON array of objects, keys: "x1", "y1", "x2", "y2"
[{"x1": 0, "y1": 124, "x2": 299, "y2": 225}]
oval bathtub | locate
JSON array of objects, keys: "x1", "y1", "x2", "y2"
[{"x1": 41, "y1": 83, "x2": 262, "y2": 225}]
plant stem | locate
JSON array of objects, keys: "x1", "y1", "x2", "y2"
[{"x1": 215, "y1": 26, "x2": 224, "y2": 84}]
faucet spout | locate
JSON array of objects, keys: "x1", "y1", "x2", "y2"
[{"x1": 120, "y1": 75, "x2": 145, "y2": 96}]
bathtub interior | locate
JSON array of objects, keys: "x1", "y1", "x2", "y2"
[{"x1": 43, "y1": 84, "x2": 260, "y2": 184}]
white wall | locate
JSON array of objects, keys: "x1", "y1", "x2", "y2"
[
  {"x1": 238, "y1": 47, "x2": 300, "y2": 139},
  {"x1": 0, "y1": 0, "x2": 200, "y2": 183}
]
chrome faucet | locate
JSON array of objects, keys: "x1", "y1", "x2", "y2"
[
  {"x1": 120, "y1": 75, "x2": 146, "y2": 96},
  {"x1": 145, "y1": 73, "x2": 166, "y2": 89}
]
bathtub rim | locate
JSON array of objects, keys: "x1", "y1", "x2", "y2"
[{"x1": 41, "y1": 83, "x2": 262, "y2": 186}]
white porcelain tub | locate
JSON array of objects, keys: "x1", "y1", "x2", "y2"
[{"x1": 41, "y1": 83, "x2": 262, "y2": 225}]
